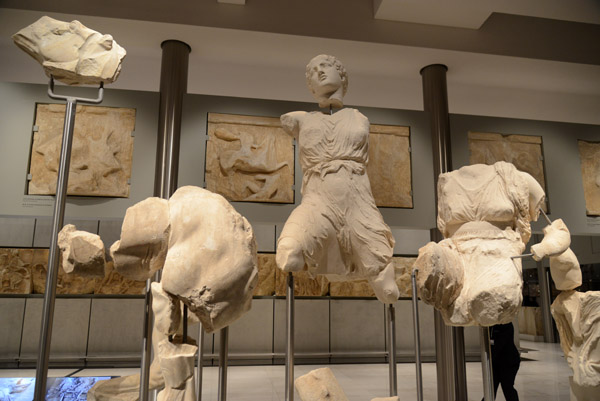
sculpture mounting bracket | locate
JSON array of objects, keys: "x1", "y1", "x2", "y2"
[{"x1": 47, "y1": 75, "x2": 105, "y2": 104}]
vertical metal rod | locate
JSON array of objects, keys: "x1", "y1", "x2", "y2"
[
  {"x1": 33, "y1": 97, "x2": 77, "y2": 401},
  {"x1": 453, "y1": 326, "x2": 468, "y2": 401},
  {"x1": 218, "y1": 327, "x2": 229, "y2": 401},
  {"x1": 537, "y1": 256, "x2": 555, "y2": 343},
  {"x1": 411, "y1": 269, "x2": 424, "y2": 401},
  {"x1": 183, "y1": 306, "x2": 188, "y2": 342},
  {"x1": 285, "y1": 272, "x2": 295, "y2": 401},
  {"x1": 140, "y1": 39, "x2": 190, "y2": 401},
  {"x1": 386, "y1": 304, "x2": 398, "y2": 396},
  {"x1": 480, "y1": 327, "x2": 495, "y2": 401},
  {"x1": 197, "y1": 325, "x2": 204, "y2": 401}
]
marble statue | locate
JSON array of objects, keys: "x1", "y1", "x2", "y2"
[
  {"x1": 58, "y1": 224, "x2": 106, "y2": 278},
  {"x1": 552, "y1": 291, "x2": 600, "y2": 400},
  {"x1": 13, "y1": 16, "x2": 126, "y2": 85},
  {"x1": 414, "y1": 162, "x2": 545, "y2": 326},
  {"x1": 276, "y1": 54, "x2": 399, "y2": 304},
  {"x1": 89, "y1": 186, "x2": 258, "y2": 400}
]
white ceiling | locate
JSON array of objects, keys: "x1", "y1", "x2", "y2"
[
  {"x1": 374, "y1": 0, "x2": 600, "y2": 28},
  {"x1": 1, "y1": 6, "x2": 599, "y2": 125}
]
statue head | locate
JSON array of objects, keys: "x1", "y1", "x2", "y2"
[
  {"x1": 13, "y1": 16, "x2": 126, "y2": 85},
  {"x1": 305, "y1": 54, "x2": 348, "y2": 109}
]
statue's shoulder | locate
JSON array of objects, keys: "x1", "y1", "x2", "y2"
[{"x1": 280, "y1": 111, "x2": 308, "y2": 136}]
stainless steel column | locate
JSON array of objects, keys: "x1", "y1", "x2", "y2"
[
  {"x1": 197, "y1": 326, "x2": 204, "y2": 401},
  {"x1": 218, "y1": 327, "x2": 229, "y2": 401},
  {"x1": 420, "y1": 64, "x2": 467, "y2": 401},
  {"x1": 285, "y1": 273, "x2": 295, "y2": 401},
  {"x1": 411, "y1": 269, "x2": 424, "y2": 401},
  {"x1": 537, "y1": 258, "x2": 556, "y2": 343},
  {"x1": 386, "y1": 304, "x2": 398, "y2": 396},
  {"x1": 34, "y1": 79, "x2": 103, "y2": 401},
  {"x1": 480, "y1": 327, "x2": 495, "y2": 401},
  {"x1": 140, "y1": 39, "x2": 191, "y2": 401}
]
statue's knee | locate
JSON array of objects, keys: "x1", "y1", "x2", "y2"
[{"x1": 276, "y1": 237, "x2": 304, "y2": 272}]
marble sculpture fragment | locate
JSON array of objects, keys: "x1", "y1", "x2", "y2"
[
  {"x1": 530, "y1": 218, "x2": 571, "y2": 261},
  {"x1": 414, "y1": 162, "x2": 545, "y2": 326},
  {"x1": 276, "y1": 54, "x2": 398, "y2": 304},
  {"x1": 295, "y1": 368, "x2": 348, "y2": 401},
  {"x1": 13, "y1": 16, "x2": 126, "y2": 85},
  {"x1": 58, "y1": 224, "x2": 105, "y2": 278},
  {"x1": 551, "y1": 290, "x2": 600, "y2": 401},
  {"x1": 156, "y1": 340, "x2": 197, "y2": 401}
]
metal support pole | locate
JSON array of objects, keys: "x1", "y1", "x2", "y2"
[
  {"x1": 197, "y1": 325, "x2": 204, "y2": 401},
  {"x1": 218, "y1": 327, "x2": 229, "y2": 401},
  {"x1": 411, "y1": 269, "x2": 424, "y2": 401},
  {"x1": 421, "y1": 63, "x2": 467, "y2": 401},
  {"x1": 480, "y1": 327, "x2": 495, "y2": 401},
  {"x1": 386, "y1": 304, "x2": 398, "y2": 396},
  {"x1": 285, "y1": 273, "x2": 295, "y2": 401},
  {"x1": 140, "y1": 39, "x2": 190, "y2": 401},
  {"x1": 33, "y1": 78, "x2": 103, "y2": 401},
  {"x1": 538, "y1": 259, "x2": 556, "y2": 343}
]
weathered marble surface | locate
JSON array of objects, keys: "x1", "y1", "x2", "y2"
[
  {"x1": 156, "y1": 340, "x2": 197, "y2": 401},
  {"x1": 277, "y1": 54, "x2": 398, "y2": 305},
  {"x1": 93, "y1": 261, "x2": 145, "y2": 295},
  {"x1": 329, "y1": 257, "x2": 416, "y2": 297},
  {"x1": 58, "y1": 224, "x2": 105, "y2": 277},
  {"x1": 13, "y1": 16, "x2": 126, "y2": 85},
  {"x1": 295, "y1": 367, "x2": 348, "y2": 401},
  {"x1": 255, "y1": 253, "x2": 276, "y2": 296},
  {"x1": 367, "y1": 124, "x2": 412, "y2": 208},
  {"x1": 0, "y1": 248, "x2": 34, "y2": 294},
  {"x1": 205, "y1": 113, "x2": 294, "y2": 203},
  {"x1": 549, "y1": 248, "x2": 582, "y2": 291},
  {"x1": 577, "y1": 140, "x2": 600, "y2": 216},
  {"x1": 160, "y1": 186, "x2": 258, "y2": 333},
  {"x1": 29, "y1": 248, "x2": 99, "y2": 294},
  {"x1": 275, "y1": 267, "x2": 329, "y2": 297},
  {"x1": 371, "y1": 398, "x2": 399, "y2": 401},
  {"x1": 111, "y1": 197, "x2": 170, "y2": 281},
  {"x1": 531, "y1": 219, "x2": 571, "y2": 261},
  {"x1": 29, "y1": 104, "x2": 135, "y2": 197},
  {"x1": 468, "y1": 132, "x2": 547, "y2": 209},
  {"x1": 551, "y1": 290, "x2": 600, "y2": 399},
  {"x1": 415, "y1": 162, "x2": 545, "y2": 326}
]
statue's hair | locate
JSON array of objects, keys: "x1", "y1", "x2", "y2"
[{"x1": 305, "y1": 54, "x2": 348, "y2": 97}]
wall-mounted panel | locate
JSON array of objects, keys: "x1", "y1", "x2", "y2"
[{"x1": 0, "y1": 298, "x2": 26, "y2": 361}]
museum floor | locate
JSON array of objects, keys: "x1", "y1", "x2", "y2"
[{"x1": 0, "y1": 340, "x2": 571, "y2": 401}]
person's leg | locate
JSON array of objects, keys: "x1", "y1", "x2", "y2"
[{"x1": 500, "y1": 368, "x2": 519, "y2": 401}]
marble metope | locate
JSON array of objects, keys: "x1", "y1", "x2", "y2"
[
  {"x1": 577, "y1": 140, "x2": 600, "y2": 216},
  {"x1": 255, "y1": 253, "x2": 276, "y2": 296},
  {"x1": 28, "y1": 103, "x2": 135, "y2": 197},
  {"x1": 0, "y1": 247, "x2": 144, "y2": 295},
  {"x1": 367, "y1": 124, "x2": 412, "y2": 208},
  {"x1": 275, "y1": 267, "x2": 329, "y2": 297},
  {"x1": 329, "y1": 256, "x2": 416, "y2": 298},
  {"x1": 13, "y1": 16, "x2": 126, "y2": 85},
  {"x1": 468, "y1": 132, "x2": 547, "y2": 209},
  {"x1": 205, "y1": 113, "x2": 294, "y2": 203}
]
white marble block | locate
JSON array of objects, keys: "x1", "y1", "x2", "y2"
[
  {"x1": 58, "y1": 224, "x2": 105, "y2": 278},
  {"x1": 295, "y1": 367, "x2": 349, "y2": 401}
]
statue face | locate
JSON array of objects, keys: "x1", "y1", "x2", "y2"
[{"x1": 307, "y1": 55, "x2": 343, "y2": 99}]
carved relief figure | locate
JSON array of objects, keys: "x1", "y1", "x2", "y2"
[
  {"x1": 577, "y1": 140, "x2": 600, "y2": 216},
  {"x1": 415, "y1": 162, "x2": 545, "y2": 326},
  {"x1": 29, "y1": 104, "x2": 135, "y2": 197},
  {"x1": 13, "y1": 16, "x2": 126, "y2": 85},
  {"x1": 205, "y1": 113, "x2": 294, "y2": 203},
  {"x1": 276, "y1": 55, "x2": 398, "y2": 304}
]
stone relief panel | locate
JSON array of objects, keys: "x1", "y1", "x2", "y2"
[
  {"x1": 0, "y1": 247, "x2": 144, "y2": 295},
  {"x1": 329, "y1": 257, "x2": 416, "y2": 298},
  {"x1": 274, "y1": 268, "x2": 329, "y2": 297},
  {"x1": 205, "y1": 113, "x2": 294, "y2": 203},
  {"x1": 255, "y1": 253, "x2": 276, "y2": 296},
  {"x1": 28, "y1": 103, "x2": 135, "y2": 197},
  {"x1": 577, "y1": 140, "x2": 600, "y2": 216},
  {"x1": 468, "y1": 132, "x2": 547, "y2": 208},
  {"x1": 367, "y1": 124, "x2": 412, "y2": 208}
]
